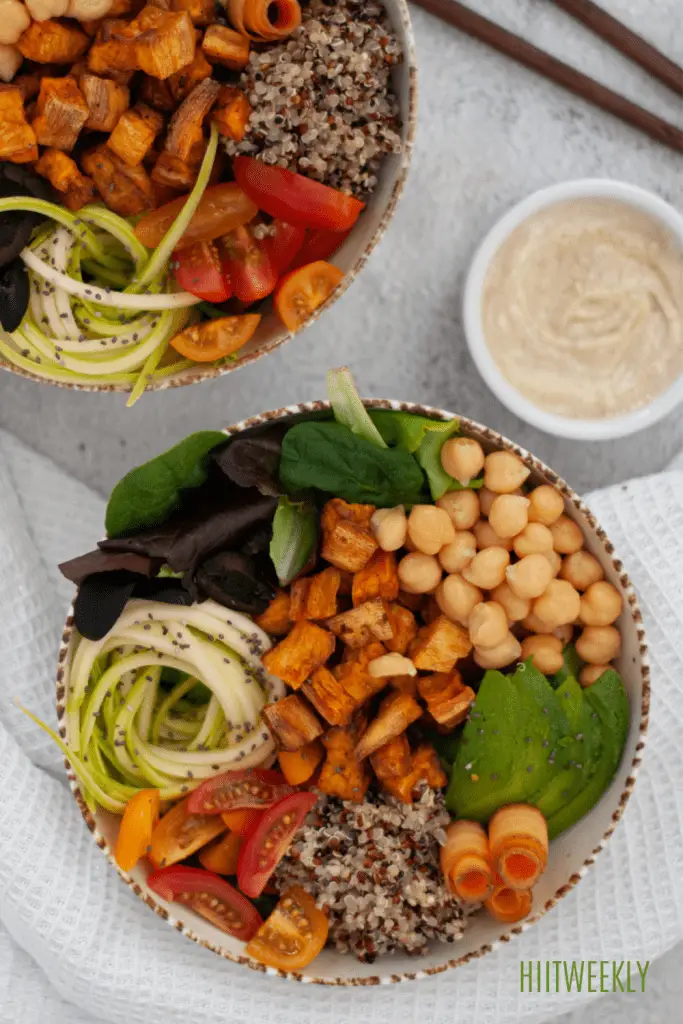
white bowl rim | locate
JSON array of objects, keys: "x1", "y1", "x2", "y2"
[
  {"x1": 55, "y1": 398, "x2": 651, "y2": 986},
  {"x1": 463, "y1": 178, "x2": 683, "y2": 441}
]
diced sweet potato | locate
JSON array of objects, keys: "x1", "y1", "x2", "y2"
[
  {"x1": 289, "y1": 578, "x2": 311, "y2": 622},
  {"x1": 0, "y1": 87, "x2": 37, "y2": 163},
  {"x1": 396, "y1": 590, "x2": 425, "y2": 613},
  {"x1": 12, "y1": 74, "x2": 40, "y2": 101},
  {"x1": 385, "y1": 603, "x2": 418, "y2": 655},
  {"x1": 109, "y1": 0, "x2": 138, "y2": 14},
  {"x1": 82, "y1": 144, "x2": 155, "y2": 216},
  {"x1": 411, "y1": 744, "x2": 448, "y2": 790},
  {"x1": 334, "y1": 658, "x2": 386, "y2": 706},
  {"x1": 303, "y1": 666, "x2": 357, "y2": 727},
  {"x1": 163, "y1": 76, "x2": 220, "y2": 162},
  {"x1": 35, "y1": 149, "x2": 96, "y2": 211},
  {"x1": 307, "y1": 567, "x2": 341, "y2": 620},
  {"x1": 169, "y1": 0, "x2": 214, "y2": 25},
  {"x1": 254, "y1": 591, "x2": 291, "y2": 636},
  {"x1": 151, "y1": 149, "x2": 196, "y2": 188},
  {"x1": 354, "y1": 691, "x2": 422, "y2": 761},
  {"x1": 134, "y1": 7, "x2": 196, "y2": 79},
  {"x1": 422, "y1": 596, "x2": 442, "y2": 626},
  {"x1": 18, "y1": 21, "x2": 89, "y2": 64},
  {"x1": 342, "y1": 641, "x2": 386, "y2": 667},
  {"x1": 81, "y1": 73, "x2": 130, "y2": 132},
  {"x1": 409, "y1": 616, "x2": 472, "y2": 673},
  {"x1": 326, "y1": 598, "x2": 394, "y2": 649},
  {"x1": 213, "y1": 85, "x2": 251, "y2": 142},
  {"x1": 32, "y1": 77, "x2": 88, "y2": 151},
  {"x1": 167, "y1": 48, "x2": 211, "y2": 102},
  {"x1": 370, "y1": 733, "x2": 411, "y2": 782},
  {"x1": 139, "y1": 72, "x2": 175, "y2": 110},
  {"x1": 262, "y1": 694, "x2": 323, "y2": 751},
  {"x1": 278, "y1": 739, "x2": 324, "y2": 786},
  {"x1": 87, "y1": 19, "x2": 139, "y2": 73},
  {"x1": 352, "y1": 550, "x2": 399, "y2": 607},
  {"x1": 261, "y1": 620, "x2": 335, "y2": 690},
  {"x1": 388, "y1": 674, "x2": 418, "y2": 698},
  {"x1": 319, "y1": 719, "x2": 371, "y2": 803},
  {"x1": 418, "y1": 671, "x2": 475, "y2": 729},
  {"x1": 109, "y1": 103, "x2": 163, "y2": 166},
  {"x1": 321, "y1": 501, "x2": 378, "y2": 574},
  {"x1": 201, "y1": 24, "x2": 250, "y2": 69},
  {"x1": 322, "y1": 498, "x2": 375, "y2": 532}
]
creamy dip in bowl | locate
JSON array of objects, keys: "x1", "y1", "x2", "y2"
[{"x1": 464, "y1": 180, "x2": 683, "y2": 441}]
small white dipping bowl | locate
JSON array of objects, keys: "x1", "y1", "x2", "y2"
[{"x1": 463, "y1": 179, "x2": 683, "y2": 441}]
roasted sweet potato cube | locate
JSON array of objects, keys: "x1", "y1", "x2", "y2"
[
  {"x1": 109, "y1": 103, "x2": 163, "y2": 166},
  {"x1": 319, "y1": 720, "x2": 371, "y2": 803},
  {"x1": 87, "y1": 19, "x2": 138, "y2": 73},
  {"x1": 170, "y1": 0, "x2": 214, "y2": 25},
  {"x1": 354, "y1": 691, "x2": 422, "y2": 761},
  {"x1": 385, "y1": 603, "x2": 418, "y2": 655},
  {"x1": 262, "y1": 694, "x2": 323, "y2": 751},
  {"x1": 370, "y1": 733, "x2": 411, "y2": 781},
  {"x1": 134, "y1": 7, "x2": 196, "y2": 79},
  {"x1": 13, "y1": 75, "x2": 41, "y2": 101},
  {"x1": 109, "y1": 0, "x2": 138, "y2": 14},
  {"x1": 303, "y1": 666, "x2": 357, "y2": 727},
  {"x1": 168, "y1": 48, "x2": 212, "y2": 102},
  {"x1": 261, "y1": 620, "x2": 335, "y2": 690},
  {"x1": 164, "y1": 77, "x2": 220, "y2": 162},
  {"x1": 388, "y1": 674, "x2": 418, "y2": 698},
  {"x1": 342, "y1": 641, "x2": 386, "y2": 667},
  {"x1": 334, "y1": 659, "x2": 386, "y2": 706},
  {"x1": 410, "y1": 616, "x2": 472, "y2": 673},
  {"x1": 151, "y1": 150, "x2": 197, "y2": 189},
  {"x1": 352, "y1": 550, "x2": 399, "y2": 607},
  {"x1": 35, "y1": 149, "x2": 96, "y2": 211},
  {"x1": 396, "y1": 590, "x2": 426, "y2": 613},
  {"x1": 32, "y1": 77, "x2": 88, "y2": 151},
  {"x1": 418, "y1": 671, "x2": 475, "y2": 729},
  {"x1": 411, "y1": 743, "x2": 448, "y2": 790},
  {"x1": 254, "y1": 590, "x2": 291, "y2": 636},
  {"x1": 322, "y1": 518, "x2": 377, "y2": 573},
  {"x1": 81, "y1": 74, "x2": 130, "y2": 132},
  {"x1": 18, "y1": 20, "x2": 89, "y2": 64},
  {"x1": 326, "y1": 598, "x2": 393, "y2": 649},
  {"x1": 307, "y1": 567, "x2": 341, "y2": 620},
  {"x1": 0, "y1": 87, "x2": 37, "y2": 163},
  {"x1": 201, "y1": 25, "x2": 250, "y2": 69},
  {"x1": 82, "y1": 144, "x2": 155, "y2": 216},
  {"x1": 139, "y1": 73, "x2": 176, "y2": 110},
  {"x1": 213, "y1": 86, "x2": 251, "y2": 142},
  {"x1": 321, "y1": 499, "x2": 375, "y2": 530},
  {"x1": 289, "y1": 578, "x2": 311, "y2": 622}
]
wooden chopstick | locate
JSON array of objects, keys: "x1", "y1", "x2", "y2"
[
  {"x1": 409, "y1": 0, "x2": 683, "y2": 154},
  {"x1": 550, "y1": 0, "x2": 683, "y2": 97}
]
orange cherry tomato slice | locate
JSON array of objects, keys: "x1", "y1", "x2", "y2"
[
  {"x1": 221, "y1": 808, "x2": 263, "y2": 835},
  {"x1": 246, "y1": 886, "x2": 329, "y2": 971},
  {"x1": 148, "y1": 795, "x2": 226, "y2": 869},
  {"x1": 170, "y1": 314, "x2": 261, "y2": 362},
  {"x1": 198, "y1": 831, "x2": 243, "y2": 876},
  {"x1": 134, "y1": 183, "x2": 258, "y2": 249},
  {"x1": 115, "y1": 789, "x2": 160, "y2": 873},
  {"x1": 274, "y1": 261, "x2": 345, "y2": 332}
]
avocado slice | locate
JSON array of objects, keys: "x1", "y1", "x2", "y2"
[{"x1": 552, "y1": 644, "x2": 584, "y2": 688}]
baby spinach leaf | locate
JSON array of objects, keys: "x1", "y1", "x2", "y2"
[
  {"x1": 327, "y1": 366, "x2": 387, "y2": 447},
  {"x1": 105, "y1": 431, "x2": 229, "y2": 538},
  {"x1": 279, "y1": 421, "x2": 426, "y2": 506},
  {"x1": 270, "y1": 497, "x2": 318, "y2": 586}
]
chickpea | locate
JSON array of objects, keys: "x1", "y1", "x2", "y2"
[
  {"x1": 407, "y1": 505, "x2": 456, "y2": 556},
  {"x1": 436, "y1": 573, "x2": 482, "y2": 626},
  {"x1": 397, "y1": 553, "x2": 443, "y2": 595},
  {"x1": 437, "y1": 489, "x2": 480, "y2": 531},
  {"x1": 579, "y1": 663, "x2": 612, "y2": 687},
  {"x1": 439, "y1": 531, "x2": 477, "y2": 573},
  {"x1": 544, "y1": 550, "x2": 563, "y2": 577},
  {"x1": 520, "y1": 634, "x2": 564, "y2": 675},
  {"x1": 489, "y1": 494, "x2": 530, "y2": 539},
  {"x1": 484, "y1": 451, "x2": 531, "y2": 494},
  {"x1": 469, "y1": 601, "x2": 508, "y2": 648},
  {"x1": 533, "y1": 579, "x2": 581, "y2": 628},
  {"x1": 513, "y1": 522, "x2": 553, "y2": 558},
  {"x1": 491, "y1": 581, "x2": 531, "y2": 622},
  {"x1": 478, "y1": 487, "x2": 496, "y2": 518},
  {"x1": 549, "y1": 515, "x2": 584, "y2": 555},
  {"x1": 371, "y1": 505, "x2": 407, "y2": 552},
  {"x1": 579, "y1": 581, "x2": 623, "y2": 627},
  {"x1": 462, "y1": 546, "x2": 510, "y2": 590},
  {"x1": 560, "y1": 550, "x2": 605, "y2": 591},
  {"x1": 368, "y1": 653, "x2": 417, "y2": 678},
  {"x1": 505, "y1": 553, "x2": 553, "y2": 600},
  {"x1": 553, "y1": 623, "x2": 574, "y2": 645},
  {"x1": 0, "y1": 1, "x2": 30, "y2": 46},
  {"x1": 527, "y1": 485, "x2": 564, "y2": 526},
  {"x1": 522, "y1": 611, "x2": 556, "y2": 635},
  {"x1": 474, "y1": 632, "x2": 522, "y2": 670},
  {"x1": 576, "y1": 625, "x2": 621, "y2": 665},
  {"x1": 474, "y1": 519, "x2": 513, "y2": 551},
  {"x1": 441, "y1": 437, "x2": 485, "y2": 486}
]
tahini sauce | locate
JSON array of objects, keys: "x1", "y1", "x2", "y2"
[{"x1": 482, "y1": 198, "x2": 683, "y2": 419}]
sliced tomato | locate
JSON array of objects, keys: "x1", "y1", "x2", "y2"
[
  {"x1": 147, "y1": 865, "x2": 263, "y2": 940},
  {"x1": 290, "y1": 228, "x2": 350, "y2": 270},
  {"x1": 170, "y1": 314, "x2": 260, "y2": 362},
  {"x1": 221, "y1": 808, "x2": 263, "y2": 836},
  {"x1": 262, "y1": 220, "x2": 306, "y2": 273},
  {"x1": 274, "y1": 261, "x2": 345, "y2": 332},
  {"x1": 233, "y1": 157, "x2": 365, "y2": 232},
  {"x1": 173, "y1": 241, "x2": 231, "y2": 303},
  {"x1": 246, "y1": 886, "x2": 328, "y2": 971},
  {"x1": 148, "y1": 795, "x2": 226, "y2": 869},
  {"x1": 115, "y1": 789, "x2": 160, "y2": 873},
  {"x1": 188, "y1": 768, "x2": 292, "y2": 816},
  {"x1": 198, "y1": 832, "x2": 242, "y2": 876},
  {"x1": 134, "y1": 183, "x2": 258, "y2": 249},
  {"x1": 220, "y1": 225, "x2": 278, "y2": 304},
  {"x1": 237, "y1": 791, "x2": 317, "y2": 898}
]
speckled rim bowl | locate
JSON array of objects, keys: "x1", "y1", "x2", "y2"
[
  {"x1": 1, "y1": 2, "x2": 416, "y2": 396},
  {"x1": 463, "y1": 178, "x2": 683, "y2": 441},
  {"x1": 55, "y1": 399, "x2": 649, "y2": 985}
]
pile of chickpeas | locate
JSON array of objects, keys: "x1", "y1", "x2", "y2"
[{"x1": 369, "y1": 437, "x2": 623, "y2": 688}]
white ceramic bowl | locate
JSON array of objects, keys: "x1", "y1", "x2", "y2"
[
  {"x1": 55, "y1": 399, "x2": 650, "y2": 985},
  {"x1": 463, "y1": 179, "x2": 683, "y2": 441},
  {"x1": 1, "y1": 2, "x2": 417, "y2": 397}
]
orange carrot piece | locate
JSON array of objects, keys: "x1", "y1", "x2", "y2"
[
  {"x1": 484, "y1": 876, "x2": 533, "y2": 923},
  {"x1": 488, "y1": 804, "x2": 548, "y2": 891},
  {"x1": 278, "y1": 739, "x2": 324, "y2": 785},
  {"x1": 440, "y1": 819, "x2": 494, "y2": 902}
]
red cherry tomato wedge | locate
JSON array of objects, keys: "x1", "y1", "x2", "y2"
[
  {"x1": 233, "y1": 157, "x2": 365, "y2": 232},
  {"x1": 262, "y1": 219, "x2": 306, "y2": 273},
  {"x1": 237, "y1": 791, "x2": 317, "y2": 898},
  {"x1": 274, "y1": 261, "x2": 345, "y2": 332},
  {"x1": 134, "y1": 183, "x2": 258, "y2": 249},
  {"x1": 246, "y1": 886, "x2": 329, "y2": 971},
  {"x1": 290, "y1": 228, "x2": 351, "y2": 270},
  {"x1": 147, "y1": 866, "x2": 263, "y2": 941},
  {"x1": 173, "y1": 241, "x2": 231, "y2": 303},
  {"x1": 221, "y1": 224, "x2": 278, "y2": 304},
  {"x1": 149, "y1": 795, "x2": 226, "y2": 869},
  {"x1": 188, "y1": 769, "x2": 292, "y2": 816}
]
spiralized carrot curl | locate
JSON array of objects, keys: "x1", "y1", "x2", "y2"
[
  {"x1": 488, "y1": 804, "x2": 548, "y2": 891},
  {"x1": 227, "y1": 0, "x2": 302, "y2": 40},
  {"x1": 484, "y1": 876, "x2": 533, "y2": 923},
  {"x1": 440, "y1": 819, "x2": 493, "y2": 903}
]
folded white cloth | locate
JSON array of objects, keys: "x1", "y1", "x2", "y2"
[{"x1": 1, "y1": 428, "x2": 683, "y2": 1024}]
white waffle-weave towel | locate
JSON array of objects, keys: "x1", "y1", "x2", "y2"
[{"x1": 1, "y1": 428, "x2": 683, "y2": 1024}]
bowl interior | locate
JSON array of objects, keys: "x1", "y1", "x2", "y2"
[{"x1": 57, "y1": 401, "x2": 648, "y2": 984}]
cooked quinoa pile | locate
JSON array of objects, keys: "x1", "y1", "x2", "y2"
[
  {"x1": 224, "y1": 0, "x2": 403, "y2": 198},
  {"x1": 274, "y1": 789, "x2": 467, "y2": 962}
]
